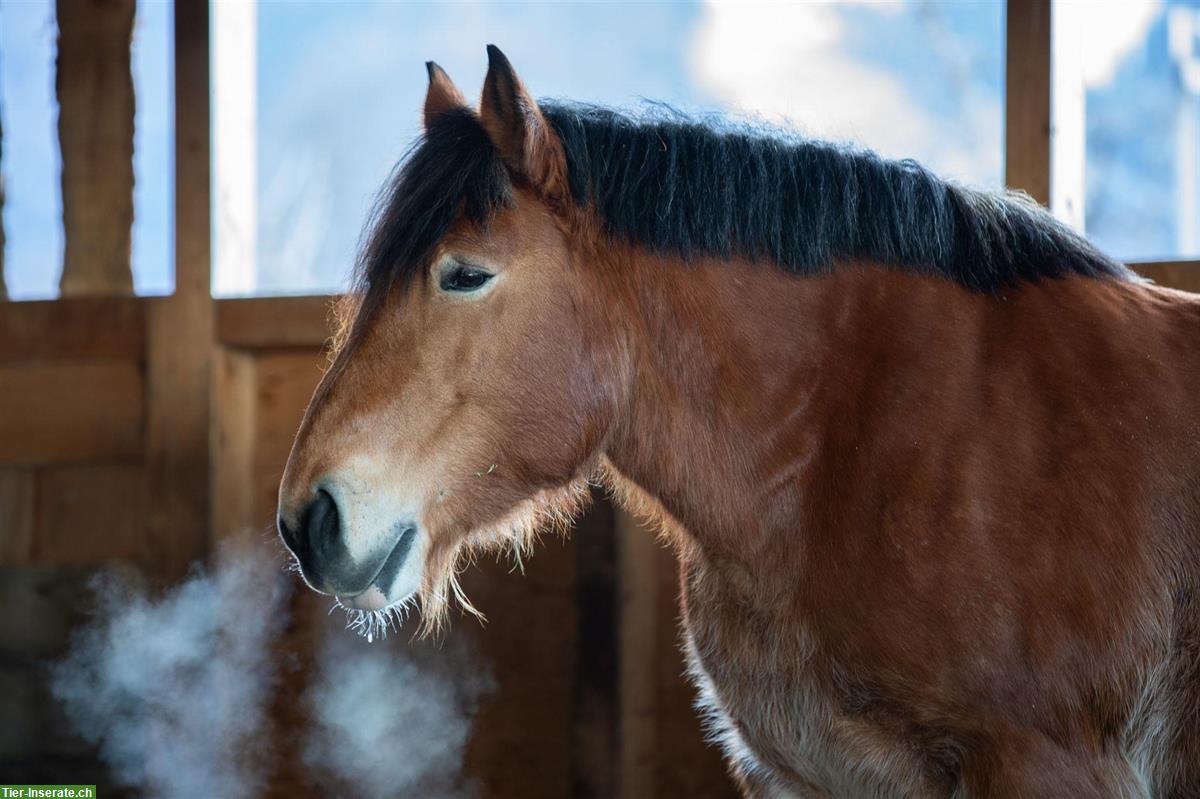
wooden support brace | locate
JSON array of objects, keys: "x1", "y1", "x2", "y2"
[
  {"x1": 1005, "y1": 0, "x2": 1052, "y2": 205},
  {"x1": 56, "y1": 0, "x2": 136, "y2": 296},
  {"x1": 144, "y1": 0, "x2": 212, "y2": 578}
]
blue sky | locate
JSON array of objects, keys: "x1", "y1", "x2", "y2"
[
  {"x1": 249, "y1": 1, "x2": 722, "y2": 295},
  {"x1": 2, "y1": 1, "x2": 1197, "y2": 299},
  {"x1": 2, "y1": 0, "x2": 171, "y2": 299},
  {"x1": 247, "y1": 0, "x2": 1005, "y2": 296}
]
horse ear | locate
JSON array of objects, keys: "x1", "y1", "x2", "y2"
[
  {"x1": 424, "y1": 61, "x2": 467, "y2": 128},
  {"x1": 479, "y1": 45, "x2": 569, "y2": 205}
]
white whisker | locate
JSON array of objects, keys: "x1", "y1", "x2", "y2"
[{"x1": 332, "y1": 594, "x2": 422, "y2": 643}]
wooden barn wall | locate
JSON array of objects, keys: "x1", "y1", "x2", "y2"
[
  {"x1": 4, "y1": 0, "x2": 1196, "y2": 795},
  {"x1": 0, "y1": 291, "x2": 732, "y2": 796},
  {"x1": 0, "y1": 298, "x2": 148, "y2": 568},
  {"x1": 0, "y1": 296, "x2": 151, "y2": 789},
  {"x1": 0, "y1": 0, "x2": 733, "y2": 788}
]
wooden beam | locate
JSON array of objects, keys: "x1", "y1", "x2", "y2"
[
  {"x1": 0, "y1": 362, "x2": 143, "y2": 465},
  {"x1": 216, "y1": 295, "x2": 335, "y2": 350},
  {"x1": 1132, "y1": 261, "x2": 1200, "y2": 293},
  {"x1": 458, "y1": 530, "x2": 578, "y2": 793},
  {"x1": 211, "y1": 348, "x2": 325, "y2": 537},
  {"x1": 212, "y1": 349, "x2": 257, "y2": 540},
  {"x1": 572, "y1": 494, "x2": 619, "y2": 799},
  {"x1": 0, "y1": 297, "x2": 143, "y2": 364},
  {"x1": 1005, "y1": 0, "x2": 1052, "y2": 205},
  {"x1": 250, "y1": 351, "x2": 326, "y2": 504},
  {"x1": 617, "y1": 509, "x2": 659, "y2": 799},
  {"x1": 55, "y1": 0, "x2": 136, "y2": 295},
  {"x1": 0, "y1": 469, "x2": 34, "y2": 564},
  {"x1": 144, "y1": 0, "x2": 213, "y2": 578},
  {"x1": 33, "y1": 464, "x2": 148, "y2": 565}
]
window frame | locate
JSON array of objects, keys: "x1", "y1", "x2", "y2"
[{"x1": 1006, "y1": 0, "x2": 1200, "y2": 290}]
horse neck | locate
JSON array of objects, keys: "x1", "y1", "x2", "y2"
[{"x1": 602, "y1": 253, "x2": 981, "y2": 561}]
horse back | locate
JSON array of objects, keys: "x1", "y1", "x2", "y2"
[
  {"x1": 837, "y1": 275, "x2": 1200, "y2": 793},
  {"x1": 687, "y1": 272, "x2": 1200, "y2": 795}
]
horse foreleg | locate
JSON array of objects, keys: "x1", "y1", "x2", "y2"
[{"x1": 960, "y1": 733, "x2": 1142, "y2": 799}]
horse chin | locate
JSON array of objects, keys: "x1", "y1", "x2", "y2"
[
  {"x1": 339, "y1": 584, "x2": 394, "y2": 612},
  {"x1": 336, "y1": 573, "x2": 423, "y2": 642},
  {"x1": 339, "y1": 573, "x2": 421, "y2": 611}
]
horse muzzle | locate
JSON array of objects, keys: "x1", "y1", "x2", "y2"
[{"x1": 278, "y1": 488, "x2": 419, "y2": 600}]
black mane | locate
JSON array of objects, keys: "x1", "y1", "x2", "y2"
[
  {"x1": 356, "y1": 107, "x2": 512, "y2": 298},
  {"x1": 357, "y1": 102, "x2": 1133, "y2": 297}
]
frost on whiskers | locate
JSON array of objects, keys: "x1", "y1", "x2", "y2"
[
  {"x1": 422, "y1": 477, "x2": 593, "y2": 638},
  {"x1": 332, "y1": 594, "x2": 419, "y2": 644}
]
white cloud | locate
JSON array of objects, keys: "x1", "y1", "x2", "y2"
[
  {"x1": 687, "y1": 0, "x2": 1001, "y2": 185},
  {"x1": 689, "y1": 2, "x2": 912, "y2": 146},
  {"x1": 1072, "y1": 0, "x2": 1162, "y2": 88}
]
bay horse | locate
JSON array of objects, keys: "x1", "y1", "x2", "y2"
[{"x1": 277, "y1": 47, "x2": 1200, "y2": 797}]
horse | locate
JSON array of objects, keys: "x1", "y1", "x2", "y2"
[{"x1": 277, "y1": 46, "x2": 1200, "y2": 797}]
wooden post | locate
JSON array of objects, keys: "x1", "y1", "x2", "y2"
[
  {"x1": 617, "y1": 508, "x2": 659, "y2": 799},
  {"x1": 1005, "y1": 0, "x2": 1052, "y2": 205},
  {"x1": 55, "y1": 0, "x2": 136, "y2": 296},
  {"x1": 144, "y1": 0, "x2": 213, "y2": 577},
  {"x1": 572, "y1": 494, "x2": 620, "y2": 798},
  {"x1": 0, "y1": 469, "x2": 34, "y2": 564}
]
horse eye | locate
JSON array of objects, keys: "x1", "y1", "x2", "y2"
[{"x1": 439, "y1": 264, "x2": 494, "y2": 293}]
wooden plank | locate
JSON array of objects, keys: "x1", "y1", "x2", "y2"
[
  {"x1": 216, "y1": 295, "x2": 335, "y2": 350},
  {"x1": 33, "y1": 463, "x2": 147, "y2": 565},
  {"x1": 249, "y1": 351, "x2": 325, "y2": 523},
  {"x1": 211, "y1": 348, "x2": 325, "y2": 536},
  {"x1": 1132, "y1": 261, "x2": 1200, "y2": 293},
  {"x1": 0, "y1": 362, "x2": 142, "y2": 465},
  {"x1": 144, "y1": 0, "x2": 212, "y2": 578},
  {"x1": 1004, "y1": 0, "x2": 1052, "y2": 205},
  {"x1": 571, "y1": 494, "x2": 619, "y2": 799},
  {"x1": 0, "y1": 297, "x2": 144, "y2": 364},
  {"x1": 145, "y1": 293, "x2": 213, "y2": 576},
  {"x1": 55, "y1": 0, "x2": 136, "y2": 295},
  {"x1": 211, "y1": 348, "x2": 257, "y2": 539},
  {"x1": 460, "y1": 530, "x2": 578, "y2": 796},
  {"x1": 617, "y1": 509, "x2": 659, "y2": 799},
  {"x1": 0, "y1": 469, "x2": 34, "y2": 564}
]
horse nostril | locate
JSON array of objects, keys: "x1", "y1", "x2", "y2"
[{"x1": 301, "y1": 488, "x2": 341, "y2": 556}]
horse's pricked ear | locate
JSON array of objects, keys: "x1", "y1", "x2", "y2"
[
  {"x1": 424, "y1": 61, "x2": 467, "y2": 128},
  {"x1": 479, "y1": 45, "x2": 569, "y2": 205}
]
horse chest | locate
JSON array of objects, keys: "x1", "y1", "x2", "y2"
[{"x1": 680, "y1": 568, "x2": 942, "y2": 798}]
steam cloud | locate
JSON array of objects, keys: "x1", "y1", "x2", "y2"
[
  {"x1": 50, "y1": 539, "x2": 490, "y2": 798},
  {"x1": 50, "y1": 541, "x2": 290, "y2": 799},
  {"x1": 304, "y1": 633, "x2": 493, "y2": 798}
]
